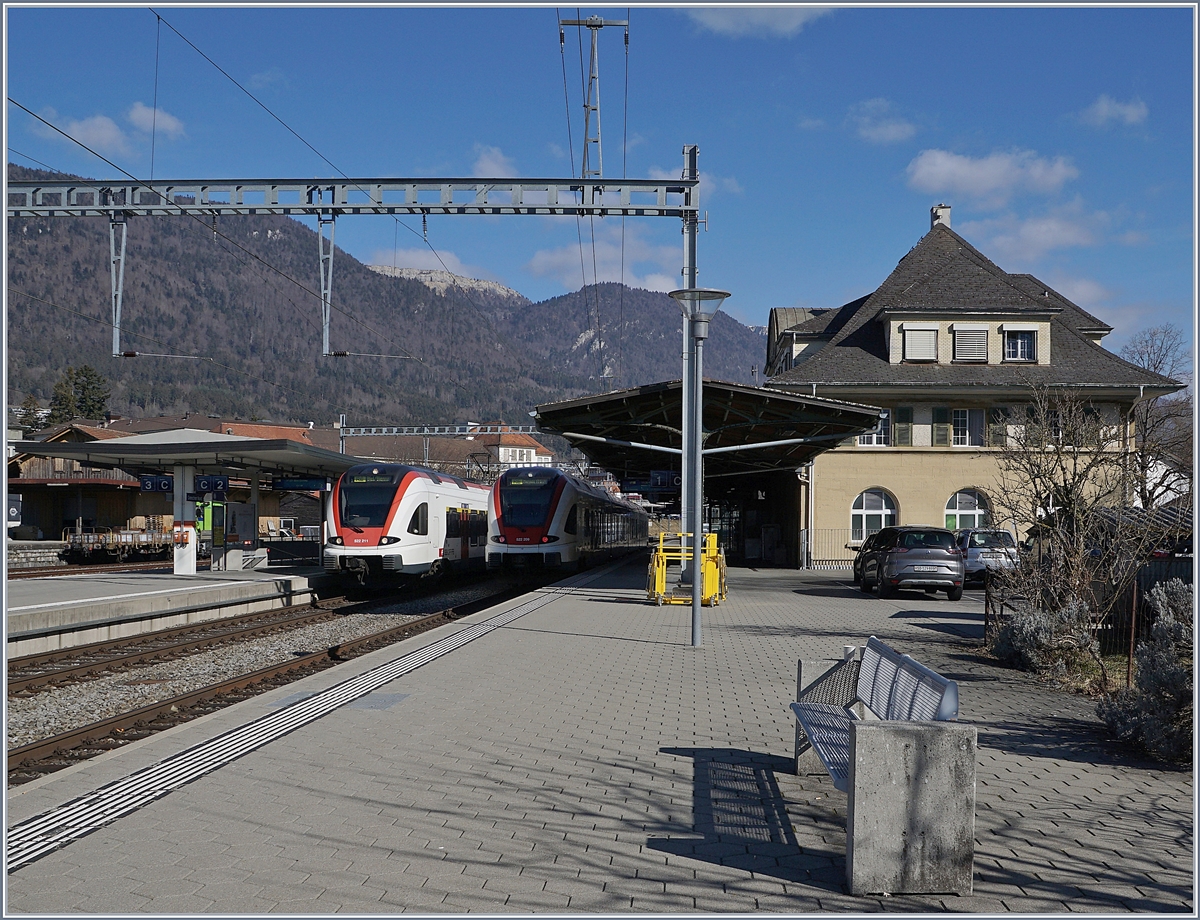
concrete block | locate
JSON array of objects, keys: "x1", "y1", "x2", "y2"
[{"x1": 846, "y1": 720, "x2": 977, "y2": 896}]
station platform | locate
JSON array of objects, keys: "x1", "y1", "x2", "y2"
[
  {"x1": 6, "y1": 562, "x2": 1192, "y2": 913},
  {"x1": 6, "y1": 566, "x2": 335, "y2": 656}
]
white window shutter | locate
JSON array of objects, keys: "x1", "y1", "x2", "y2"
[
  {"x1": 954, "y1": 329, "x2": 987, "y2": 362},
  {"x1": 905, "y1": 329, "x2": 937, "y2": 361}
]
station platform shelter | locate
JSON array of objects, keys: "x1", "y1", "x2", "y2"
[
  {"x1": 7, "y1": 430, "x2": 358, "y2": 577},
  {"x1": 7, "y1": 560, "x2": 1190, "y2": 912},
  {"x1": 534, "y1": 379, "x2": 883, "y2": 568}
]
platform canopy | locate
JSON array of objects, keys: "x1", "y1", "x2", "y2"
[
  {"x1": 533, "y1": 380, "x2": 883, "y2": 479},
  {"x1": 10, "y1": 429, "x2": 359, "y2": 480}
]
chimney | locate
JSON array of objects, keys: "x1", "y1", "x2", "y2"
[{"x1": 930, "y1": 203, "x2": 951, "y2": 230}]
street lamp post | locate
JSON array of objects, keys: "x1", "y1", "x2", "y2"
[{"x1": 669, "y1": 287, "x2": 730, "y2": 648}]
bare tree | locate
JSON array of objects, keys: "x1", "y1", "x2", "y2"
[
  {"x1": 1120, "y1": 324, "x2": 1192, "y2": 509},
  {"x1": 987, "y1": 385, "x2": 1183, "y2": 690}
]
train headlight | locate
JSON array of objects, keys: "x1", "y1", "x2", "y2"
[
  {"x1": 327, "y1": 536, "x2": 343, "y2": 545},
  {"x1": 491, "y1": 535, "x2": 506, "y2": 543},
  {"x1": 379, "y1": 536, "x2": 401, "y2": 545},
  {"x1": 541, "y1": 535, "x2": 559, "y2": 543}
]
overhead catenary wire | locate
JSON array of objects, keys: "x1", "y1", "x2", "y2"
[
  {"x1": 149, "y1": 9, "x2": 515, "y2": 365},
  {"x1": 7, "y1": 102, "x2": 437, "y2": 373},
  {"x1": 618, "y1": 10, "x2": 630, "y2": 390}
]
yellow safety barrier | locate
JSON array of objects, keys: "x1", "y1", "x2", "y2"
[{"x1": 646, "y1": 532, "x2": 727, "y2": 607}]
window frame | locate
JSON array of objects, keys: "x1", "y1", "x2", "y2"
[
  {"x1": 952, "y1": 324, "x2": 989, "y2": 363},
  {"x1": 1003, "y1": 329, "x2": 1037, "y2": 362},
  {"x1": 902, "y1": 324, "x2": 939, "y2": 363}
]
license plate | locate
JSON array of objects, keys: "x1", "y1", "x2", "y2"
[{"x1": 913, "y1": 565, "x2": 937, "y2": 572}]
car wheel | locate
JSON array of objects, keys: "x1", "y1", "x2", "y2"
[
  {"x1": 859, "y1": 573, "x2": 873, "y2": 594},
  {"x1": 877, "y1": 579, "x2": 896, "y2": 599},
  {"x1": 946, "y1": 585, "x2": 964, "y2": 601}
]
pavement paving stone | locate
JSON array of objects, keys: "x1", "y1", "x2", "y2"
[{"x1": 7, "y1": 566, "x2": 1194, "y2": 914}]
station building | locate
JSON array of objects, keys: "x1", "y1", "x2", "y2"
[{"x1": 763, "y1": 205, "x2": 1183, "y2": 566}]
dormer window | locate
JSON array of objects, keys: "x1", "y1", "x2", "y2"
[
  {"x1": 952, "y1": 324, "x2": 988, "y2": 362},
  {"x1": 1004, "y1": 329, "x2": 1036, "y2": 362},
  {"x1": 902, "y1": 323, "x2": 938, "y2": 362}
]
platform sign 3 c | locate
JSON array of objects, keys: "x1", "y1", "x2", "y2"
[{"x1": 140, "y1": 475, "x2": 174, "y2": 493}]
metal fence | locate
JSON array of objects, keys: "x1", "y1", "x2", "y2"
[{"x1": 804, "y1": 529, "x2": 857, "y2": 568}]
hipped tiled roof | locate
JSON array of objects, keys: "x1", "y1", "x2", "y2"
[{"x1": 770, "y1": 224, "x2": 1181, "y2": 392}]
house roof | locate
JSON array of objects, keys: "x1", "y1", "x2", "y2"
[{"x1": 769, "y1": 223, "x2": 1182, "y2": 396}]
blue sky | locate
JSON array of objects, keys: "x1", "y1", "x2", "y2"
[{"x1": 5, "y1": 5, "x2": 1195, "y2": 348}]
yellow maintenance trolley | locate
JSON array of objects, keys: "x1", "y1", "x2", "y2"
[{"x1": 647, "y1": 532, "x2": 727, "y2": 606}]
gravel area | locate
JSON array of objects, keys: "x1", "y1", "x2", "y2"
[{"x1": 7, "y1": 579, "x2": 515, "y2": 749}]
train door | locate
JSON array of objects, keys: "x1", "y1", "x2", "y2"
[{"x1": 444, "y1": 507, "x2": 462, "y2": 562}]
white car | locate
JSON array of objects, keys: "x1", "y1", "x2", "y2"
[{"x1": 954, "y1": 529, "x2": 1019, "y2": 583}]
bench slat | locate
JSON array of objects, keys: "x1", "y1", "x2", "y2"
[{"x1": 789, "y1": 702, "x2": 852, "y2": 792}]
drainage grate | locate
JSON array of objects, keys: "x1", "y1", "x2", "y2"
[{"x1": 7, "y1": 571, "x2": 607, "y2": 872}]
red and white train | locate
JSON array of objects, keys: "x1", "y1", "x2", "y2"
[
  {"x1": 487, "y1": 467, "x2": 649, "y2": 571},
  {"x1": 324, "y1": 463, "x2": 490, "y2": 585}
]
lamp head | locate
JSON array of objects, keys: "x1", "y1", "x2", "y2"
[{"x1": 669, "y1": 288, "x2": 730, "y2": 341}]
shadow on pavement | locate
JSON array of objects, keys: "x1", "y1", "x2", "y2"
[{"x1": 647, "y1": 747, "x2": 844, "y2": 890}]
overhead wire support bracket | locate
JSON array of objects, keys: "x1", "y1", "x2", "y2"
[
  {"x1": 108, "y1": 213, "x2": 128, "y2": 356},
  {"x1": 339, "y1": 424, "x2": 541, "y2": 439}
]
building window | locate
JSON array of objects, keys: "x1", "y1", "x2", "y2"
[
  {"x1": 1004, "y1": 330, "x2": 1036, "y2": 361},
  {"x1": 952, "y1": 409, "x2": 986, "y2": 446},
  {"x1": 904, "y1": 327, "x2": 938, "y2": 362},
  {"x1": 946, "y1": 489, "x2": 990, "y2": 530},
  {"x1": 858, "y1": 411, "x2": 891, "y2": 446},
  {"x1": 851, "y1": 489, "x2": 897, "y2": 541},
  {"x1": 953, "y1": 327, "x2": 988, "y2": 362}
]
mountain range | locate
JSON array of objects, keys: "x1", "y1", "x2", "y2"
[{"x1": 7, "y1": 165, "x2": 766, "y2": 426}]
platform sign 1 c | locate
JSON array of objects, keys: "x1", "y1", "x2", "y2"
[{"x1": 140, "y1": 475, "x2": 174, "y2": 493}]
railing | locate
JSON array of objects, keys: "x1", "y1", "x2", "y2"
[{"x1": 806, "y1": 528, "x2": 860, "y2": 568}]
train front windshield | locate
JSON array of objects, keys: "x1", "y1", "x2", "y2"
[
  {"x1": 499, "y1": 470, "x2": 559, "y2": 527},
  {"x1": 339, "y1": 469, "x2": 403, "y2": 528}
]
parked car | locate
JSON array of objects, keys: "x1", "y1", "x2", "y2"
[
  {"x1": 854, "y1": 526, "x2": 965, "y2": 600},
  {"x1": 955, "y1": 528, "x2": 1019, "y2": 583},
  {"x1": 849, "y1": 531, "x2": 881, "y2": 586}
]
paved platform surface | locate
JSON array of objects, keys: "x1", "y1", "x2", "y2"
[
  {"x1": 6, "y1": 562, "x2": 1193, "y2": 913},
  {"x1": 6, "y1": 566, "x2": 333, "y2": 652}
]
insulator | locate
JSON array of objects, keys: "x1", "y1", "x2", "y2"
[
  {"x1": 121, "y1": 351, "x2": 139, "y2": 358},
  {"x1": 330, "y1": 351, "x2": 350, "y2": 357}
]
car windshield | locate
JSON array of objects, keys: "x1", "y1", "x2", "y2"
[
  {"x1": 969, "y1": 531, "x2": 1015, "y2": 548},
  {"x1": 898, "y1": 530, "x2": 955, "y2": 550}
]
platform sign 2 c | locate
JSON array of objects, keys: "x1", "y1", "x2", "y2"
[
  {"x1": 140, "y1": 475, "x2": 174, "y2": 493},
  {"x1": 194, "y1": 476, "x2": 229, "y2": 494}
]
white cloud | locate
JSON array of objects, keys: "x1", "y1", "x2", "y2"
[
  {"x1": 249, "y1": 67, "x2": 290, "y2": 92},
  {"x1": 686, "y1": 7, "x2": 832, "y2": 37},
  {"x1": 798, "y1": 117, "x2": 825, "y2": 131},
  {"x1": 846, "y1": 98, "x2": 915, "y2": 145},
  {"x1": 31, "y1": 107, "x2": 131, "y2": 157},
  {"x1": 647, "y1": 166, "x2": 740, "y2": 201},
  {"x1": 1078, "y1": 94, "x2": 1148, "y2": 127},
  {"x1": 526, "y1": 224, "x2": 679, "y2": 292},
  {"x1": 958, "y1": 202, "x2": 1107, "y2": 262},
  {"x1": 369, "y1": 247, "x2": 494, "y2": 281},
  {"x1": 906, "y1": 148, "x2": 1079, "y2": 208},
  {"x1": 472, "y1": 144, "x2": 517, "y2": 178},
  {"x1": 1046, "y1": 274, "x2": 1112, "y2": 307},
  {"x1": 127, "y1": 102, "x2": 185, "y2": 139}
]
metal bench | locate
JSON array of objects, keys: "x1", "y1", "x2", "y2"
[{"x1": 788, "y1": 637, "x2": 977, "y2": 896}]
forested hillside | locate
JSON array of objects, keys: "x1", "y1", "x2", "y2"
[{"x1": 8, "y1": 165, "x2": 766, "y2": 425}]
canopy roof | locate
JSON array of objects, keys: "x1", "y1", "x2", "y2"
[
  {"x1": 11, "y1": 429, "x2": 359, "y2": 480},
  {"x1": 533, "y1": 380, "x2": 883, "y2": 479}
]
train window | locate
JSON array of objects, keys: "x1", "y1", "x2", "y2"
[
  {"x1": 446, "y1": 508, "x2": 460, "y2": 538},
  {"x1": 470, "y1": 510, "x2": 486, "y2": 546},
  {"x1": 407, "y1": 502, "x2": 428, "y2": 536},
  {"x1": 564, "y1": 505, "x2": 578, "y2": 535}
]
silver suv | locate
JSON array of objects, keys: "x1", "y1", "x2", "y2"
[
  {"x1": 955, "y1": 529, "x2": 1018, "y2": 583},
  {"x1": 855, "y1": 526, "x2": 965, "y2": 601}
]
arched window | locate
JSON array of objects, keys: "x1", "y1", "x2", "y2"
[
  {"x1": 946, "y1": 489, "x2": 990, "y2": 530},
  {"x1": 851, "y1": 489, "x2": 897, "y2": 541}
]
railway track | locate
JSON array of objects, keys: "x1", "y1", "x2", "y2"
[
  {"x1": 8, "y1": 603, "x2": 345, "y2": 694},
  {"x1": 7, "y1": 582, "x2": 531, "y2": 785},
  {"x1": 8, "y1": 560, "x2": 179, "y2": 580}
]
